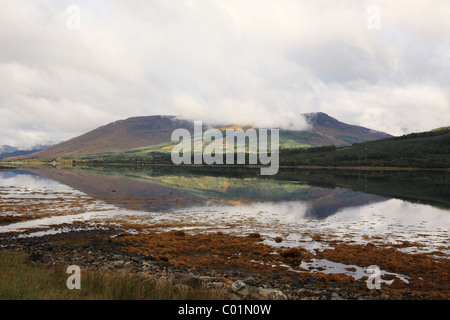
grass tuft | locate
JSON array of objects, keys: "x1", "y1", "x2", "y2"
[{"x1": 0, "y1": 250, "x2": 228, "y2": 300}]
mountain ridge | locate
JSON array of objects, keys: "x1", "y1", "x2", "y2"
[
  {"x1": 0, "y1": 145, "x2": 18, "y2": 155},
  {"x1": 7, "y1": 113, "x2": 392, "y2": 160},
  {"x1": 0, "y1": 143, "x2": 58, "y2": 159}
]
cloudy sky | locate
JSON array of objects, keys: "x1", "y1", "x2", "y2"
[{"x1": 1, "y1": 0, "x2": 449, "y2": 148}]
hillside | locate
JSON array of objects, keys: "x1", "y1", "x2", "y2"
[
  {"x1": 7, "y1": 113, "x2": 391, "y2": 161},
  {"x1": 67, "y1": 127, "x2": 449, "y2": 168},
  {"x1": 280, "y1": 128, "x2": 450, "y2": 168},
  {"x1": 11, "y1": 116, "x2": 200, "y2": 160}
]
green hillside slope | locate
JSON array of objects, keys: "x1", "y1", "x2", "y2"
[{"x1": 281, "y1": 128, "x2": 450, "y2": 168}]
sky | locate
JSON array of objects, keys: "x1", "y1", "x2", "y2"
[{"x1": 1, "y1": 0, "x2": 449, "y2": 148}]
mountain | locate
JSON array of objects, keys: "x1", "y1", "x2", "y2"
[
  {"x1": 215, "y1": 112, "x2": 392, "y2": 148},
  {"x1": 0, "y1": 145, "x2": 18, "y2": 155},
  {"x1": 10, "y1": 116, "x2": 201, "y2": 160},
  {"x1": 301, "y1": 112, "x2": 391, "y2": 144},
  {"x1": 8, "y1": 113, "x2": 391, "y2": 161},
  {"x1": 0, "y1": 149, "x2": 41, "y2": 159},
  {"x1": 0, "y1": 144, "x2": 58, "y2": 159}
]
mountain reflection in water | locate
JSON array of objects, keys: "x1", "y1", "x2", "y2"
[
  {"x1": 21, "y1": 166, "x2": 393, "y2": 219},
  {"x1": 1, "y1": 166, "x2": 448, "y2": 255}
]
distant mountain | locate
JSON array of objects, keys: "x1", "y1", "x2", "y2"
[
  {"x1": 8, "y1": 113, "x2": 391, "y2": 160},
  {"x1": 0, "y1": 143, "x2": 58, "y2": 159},
  {"x1": 0, "y1": 145, "x2": 18, "y2": 155},
  {"x1": 0, "y1": 149, "x2": 46, "y2": 159}
]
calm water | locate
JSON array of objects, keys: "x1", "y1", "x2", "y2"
[
  {"x1": 1, "y1": 166, "x2": 449, "y2": 281},
  {"x1": 1, "y1": 166, "x2": 448, "y2": 255}
]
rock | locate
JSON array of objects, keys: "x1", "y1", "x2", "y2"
[
  {"x1": 131, "y1": 256, "x2": 142, "y2": 263},
  {"x1": 206, "y1": 282, "x2": 225, "y2": 289},
  {"x1": 198, "y1": 276, "x2": 214, "y2": 283},
  {"x1": 331, "y1": 292, "x2": 343, "y2": 300},
  {"x1": 45, "y1": 260, "x2": 56, "y2": 267},
  {"x1": 231, "y1": 280, "x2": 249, "y2": 297},
  {"x1": 248, "y1": 232, "x2": 261, "y2": 239},
  {"x1": 28, "y1": 253, "x2": 43, "y2": 262},
  {"x1": 144, "y1": 254, "x2": 156, "y2": 261},
  {"x1": 173, "y1": 272, "x2": 187, "y2": 279},
  {"x1": 295, "y1": 288, "x2": 309, "y2": 296},
  {"x1": 104, "y1": 262, "x2": 114, "y2": 270},
  {"x1": 303, "y1": 278, "x2": 318, "y2": 285},
  {"x1": 113, "y1": 254, "x2": 123, "y2": 260},
  {"x1": 159, "y1": 256, "x2": 169, "y2": 262},
  {"x1": 243, "y1": 276, "x2": 257, "y2": 286},
  {"x1": 258, "y1": 288, "x2": 287, "y2": 300},
  {"x1": 172, "y1": 274, "x2": 203, "y2": 288},
  {"x1": 215, "y1": 277, "x2": 234, "y2": 287},
  {"x1": 114, "y1": 260, "x2": 124, "y2": 268},
  {"x1": 231, "y1": 280, "x2": 246, "y2": 292}
]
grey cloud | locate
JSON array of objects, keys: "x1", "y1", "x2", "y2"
[{"x1": 0, "y1": 0, "x2": 449, "y2": 147}]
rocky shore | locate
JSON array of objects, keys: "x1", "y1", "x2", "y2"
[{"x1": 2, "y1": 224, "x2": 441, "y2": 300}]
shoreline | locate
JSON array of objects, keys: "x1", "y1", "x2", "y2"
[
  {"x1": 1, "y1": 165, "x2": 448, "y2": 300},
  {"x1": 2, "y1": 162, "x2": 449, "y2": 172},
  {"x1": 1, "y1": 224, "x2": 448, "y2": 300}
]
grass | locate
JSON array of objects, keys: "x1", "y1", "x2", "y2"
[{"x1": 0, "y1": 250, "x2": 228, "y2": 300}]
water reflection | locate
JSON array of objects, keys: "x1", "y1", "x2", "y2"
[
  {"x1": 15, "y1": 167, "x2": 395, "y2": 218},
  {"x1": 0, "y1": 166, "x2": 448, "y2": 254}
]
